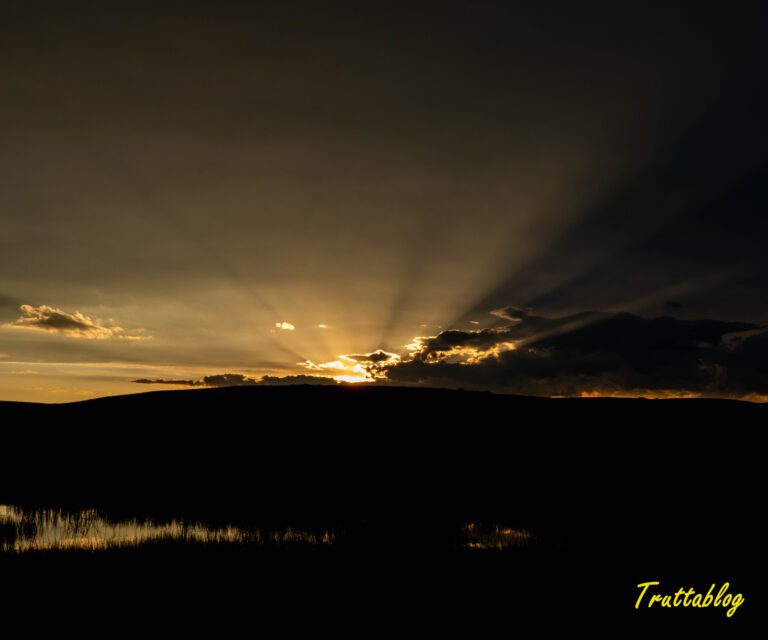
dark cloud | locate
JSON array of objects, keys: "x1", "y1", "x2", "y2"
[
  {"x1": 340, "y1": 350, "x2": 400, "y2": 378},
  {"x1": 134, "y1": 378, "x2": 198, "y2": 386},
  {"x1": 415, "y1": 329, "x2": 513, "y2": 356},
  {"x1": 384, "y1": 309, "x2": 767, "y2": 398},
  {"x1": 4, "y1": 304, "x2": 134, "y2": 339},
  {"x1": 257, "y1": 375, "x2": 337, "y2": 386},
  {"x1": 199, "y1": 374, "x2": 258, "y2": 387},
  {"x1": 415, "y1": 312, "x2": 755, "y2": 356},
  {"x1": 345, "y1": 350, "x2": 398, "y2": 364},
  {"x1": 134, "y1": 373, "x2": 337, "y2": 387}
]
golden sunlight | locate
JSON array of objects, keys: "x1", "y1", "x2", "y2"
[{"x1": 333, "y1": 374, "x2": 371, "y2": 384}]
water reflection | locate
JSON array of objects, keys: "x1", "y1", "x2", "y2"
[
  {"x1": 461, "y1": 523, "x2": 534, "y2": 549},
  {"x1": 1, "y1": 505, "x2": 534, "y2": 552},
  {"x1": 0, "y1": 505, "x2": 336, "y2": 552}
]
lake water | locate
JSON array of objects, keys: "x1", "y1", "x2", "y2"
[{"x1": 1, "y1": 504, "x2": 533, "y2": 552}]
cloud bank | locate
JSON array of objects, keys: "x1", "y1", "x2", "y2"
[
  {"x1": 134, "y1": 373, "x2": 338, "y2": 387},
  {"x1": 136, "y1": 308, "x2": 768, "y2": 401},
  {"x1": 382, "y1": 309, "x2": 768, "y2": 399}
]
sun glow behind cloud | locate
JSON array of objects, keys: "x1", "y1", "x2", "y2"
[
  {"x1": 333, "y1": 374, "x2": 370, "y2": 384},
  {"x1": 301, "y1": 350, "x2": 400, "y2": 383},
  {"x1": 405, "y1": 335, "x2": 518, "y2": 364}
]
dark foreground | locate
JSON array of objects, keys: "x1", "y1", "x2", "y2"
[{"x1": 0, "y1": 385, "x2": 764, "y2": 631}]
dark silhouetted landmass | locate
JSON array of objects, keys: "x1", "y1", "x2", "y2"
[{"x1": 0, "y1": 385, "x2": 763, "y2": 630}]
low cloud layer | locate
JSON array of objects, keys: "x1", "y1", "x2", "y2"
[
  {"x1": 345, "y1": 350, "x2": 398, "y2": 364},
  {"x1": 4, "y1": 304, "x2": 144, "y2": 340},
  {"x1": 382, "y1": 309, "x2": 768, "y2": 399},
  {"x1": 134, "y1": 373, "x2": 337, "y2": 387},
  {"x1": 136, "y1": 308, "x2": 768, "y2": 400}
]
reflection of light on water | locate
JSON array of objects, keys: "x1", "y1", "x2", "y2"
[
  {"x1": 0, "y1": 505, "x2": 336, "y2": 553},
  {"x1": 461, "y1": 523, "x2": 534, "y2": 550},
  {"x1": 1, "y1": 507, "x2": 536, "y2": 553}
]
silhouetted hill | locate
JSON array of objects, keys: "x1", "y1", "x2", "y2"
[
  {"x1": 1, "y1": 385, "x2": 763, "y2": 544},
  {"x1": 1, "y1": 385, "x2": 763, "y2": 630}
]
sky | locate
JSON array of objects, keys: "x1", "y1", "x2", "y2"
[{"x1": 1, "y1": 1, "x2": 766, "y2": 402}]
